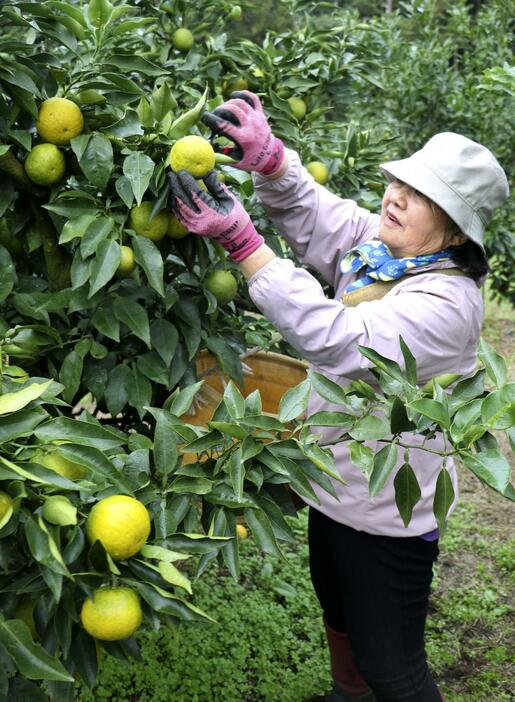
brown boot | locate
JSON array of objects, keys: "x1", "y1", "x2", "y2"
[{"x1": 306, "y1": 621, "x2": 377, "y2": 701}]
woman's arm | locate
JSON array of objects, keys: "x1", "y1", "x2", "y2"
[{"x1": 252, "y1": 149, "x2": 379, "y2": 288}]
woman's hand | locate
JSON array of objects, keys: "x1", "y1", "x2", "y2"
[
  {"x1": 201, "y1": 90, "x2": 284, "y2": 175},
  {"x1": 168, "y1": 169, "x2": 264, "y2": 263}
]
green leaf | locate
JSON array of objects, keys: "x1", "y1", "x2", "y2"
[
  {"x1": 349, "y1": 415, "x2": 390, "y2": 441},
  {"x1": 0, "y1": 380, "x2": 52, "y2": 416},
  {"x1": 205, "y1": 337, "x2": 243, "y2": 385},
  {"x1": 0, "y1": 407, "x2": 48, "y2": 445},
  {"x1": 399, "y1": 335, "x2": 417, "y2": 385},
  {"x1": 113, "y1": 296, "x2": 151, "y2": 348},
  {"x1": 0, "y1": 245, "x2": 15, "y2": 303},
  {"x1": 80, "y1": 216, "x2": 114, "y2": 258},
  {"x1": 449, "y1": 369, "x2": 486, "y2": 409},
  {"x1": 127, "y1": 367, "x2": 152, "y2": 418},
  {"x1": 150, "y1": 319, "x2": 178, "y2": 366},
  {"x1": 167, "y1": 381, "x2": 204, "y2": 416},
  {"x1": 478, "y1": 338, "x2": 507, "y2": 388},
  {"x1": 80, "y1": 135, "x2": 113, "y2": 190},
  {"x1": 132, "y1": 235, "x2": 164, "y2": 297},
  {"x1": 461, "y1": 449, "x2": 511, "y2": 496},
  {"x1": 158, "y1": 562, "x2": 192, "y2": 594},
  {"x1": 301, "y1": 442, "x2": 341, "y2": 481},
  {"x1": 0, "y1": 620, "x2": 73, "y2": 682},
  {"x1": 153, "y1": 412, "x2": 179, "y2": 479},
  {"x1": 58, "y1": 350, "x2": 83, "y2": 404},
  {"x1": 208, "y1": 421, "x2": 248, "y2": 440},
  {"x1": 308, "y1": 370, "x2": 349, "y2": 405},
  {"x1": 480, "y1": 385, "x2": 515, "y2": 430},
  {"x1": 172, "y1": 475, "x2": 213, "y2": 495},
  {"x1": 88, "y1": 239, "x2": 121, "y2": 298},
  {"x1": 57, "y1": 444, "x2": 132, "y2": 492},
  {"x1": 393, "y1": 463, "x2": 421, "y2": 528},
  {"x1": 369, "y1": 443, "x2": 398, "y2": 498},
  {"x1": 278, "y1": 378, "x2": 311, "y2": 422},
  {"x1": 35, "y1": 416, "x2": 126, "y2": 449},
  {"x1": 357, "y1": 345, "x2": 405, "y2": 382},
  {"x1": 390, "y1": 396, "x2": 416, "y2": 434},
  {"x1": 92, "y1": 306, "x2": 120, "y2": 342},
  {"x1": 123, "y1": 152, "x2": 155, "y2": 206},
  {"x1": 223, "y1": 381, "x2": 246, "y2": 420},
  {"x1": 408, "y1": 398, "x2": 450, "y2": 428},
  {"x1": 303, "y1": 410, "x2": 354, "y2": 428},
  {"x1": 244, "y1": 508, "x2": 283, "y2": 559},
  {"x1": 433, "y1": 468, "x2": 455, "y2": 534},
  {"x1": 226, "y1": 448, "x2": 244, "y2": 499},
  {"x1": 168, "y1": 86, "x2": 208, "y2": 139},
  {"x1": 349, "y1": 441, "x2": 374, "y2": 479},
  {"x1": 241, "y1": 415, "x2": 285, "y2": 431},
  {"x1": 88, "y1": 0, "x2": 113, "y2": 27},
  {"x1": 134, "y1": 582, "x2": 212, "y2": 622}
]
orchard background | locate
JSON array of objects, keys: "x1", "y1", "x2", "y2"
[{"x1": 0, "y1": 0, "x2": 513, "y2": 700}]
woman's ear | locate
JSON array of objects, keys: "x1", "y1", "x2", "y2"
[{"x1": 449, "y1": 232, "x2": 468, "y2": 247}]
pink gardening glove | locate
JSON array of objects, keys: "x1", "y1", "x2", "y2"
[
  {"x1": 201, "y1": 90, "x2": 284, "y2": 175},
  {"x1": 167, "y1": 170, "x2": 264, "y2": 263}
]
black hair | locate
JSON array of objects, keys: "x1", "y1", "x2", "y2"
[{"x1": 449, "y1": 239, "x2": 489, "y2": 282}]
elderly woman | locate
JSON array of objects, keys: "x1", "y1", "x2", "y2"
[{"x1": 168, "y1": 92, "x2": 509, "y2": 702}]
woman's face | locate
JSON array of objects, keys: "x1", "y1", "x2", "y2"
[{"x1": 379, "y1": 179, "x2": 455, "y2": 258}]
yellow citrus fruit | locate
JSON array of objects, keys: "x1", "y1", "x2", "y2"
[
  {"x1": 81, "y1": 587, "x2": 143, "y2": 641},
  {"x1": 0, "y1": 490, "x2": 13, "y2": 528},
  {"x1": 236, "y1": 524, "x2": 248, "y2": 540},
  {"x1": 129, "y1": 202, "x2": 168, "y2": 241},
  {"x1": 34, "y1": 448, "x2": 87, "y2": 480},
  {"x1": 306, "y1": 161, "x2": 329, "y2": 185},
  {"x1": 223, "y1": 77, "x2": 249, "y2": 99},
  {"x1": 204, "y1": 270, "x2": 238, "y2": 305},
  {"x1": 25, "y1": 144, "x2": 66, "y2": 186},
  {"x1": 169, "y1": 136, "x2": 215, "y2": 178},
  {"x1": 168, "y1": 215, "x2": 189, "y2": 239},
  {"x1": 116, "y1": 245, "x2": 136, "y2": 276},
  {"x1": 86, "y1": 495, "x2": 151, "y2": 560},
  {"x1": 171, "y1": 27, "x2": 194, "y2": 51},
  {"x1": 36, "y1": 97, "x2": 84, "y2": 145},
  {"x1": 287, "y1": 97, "x2": 307, "y2": 121}
]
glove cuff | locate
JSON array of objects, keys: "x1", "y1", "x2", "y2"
[
  {"x1": 221, "y1": 220, "x2": 264, "y2": 263},
  {"x1": 260, "y1": 138, "x2": 285, "y2": 176}
]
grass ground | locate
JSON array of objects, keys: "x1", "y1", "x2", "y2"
[{"x1": 77, "y1": 294, "x2": 514, "y2": 702}]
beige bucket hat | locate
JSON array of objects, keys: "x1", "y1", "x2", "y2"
[{"x1": 380, "y1": 132, "x2": 509, "y2": 252}]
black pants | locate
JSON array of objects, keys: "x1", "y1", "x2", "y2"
[{"x1": 308, "y1": 508, "x2": 442, "y2": 702}]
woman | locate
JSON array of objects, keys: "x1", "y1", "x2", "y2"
[{"x1": 168, "y1": 91, "x2": 509, "y2": 702}]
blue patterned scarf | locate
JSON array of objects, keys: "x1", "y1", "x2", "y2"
[{"x1": 341, "y1": 240, "x2": 452, "y2": 293}]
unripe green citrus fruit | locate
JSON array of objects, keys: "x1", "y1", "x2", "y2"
[
  {"x1": 0, "y1": 490, "x2": 13, "y2": 529},
  {"x1": 230, "y1": 5, "x2": 242, "y2": 19},
  {"x1": 172, "y1": 28, "x2": 194, "y2": 52},
  {"x1": 306, "y1": 161, "x2": 329, "y2": 185},
  {"x1": 25, "y1": 144, "x2": 66, "y2": 186},
  {"x1": 168, "y1": 215, "x2": 189, "y2": 239},
  {"x1": 169, "y1": 135, "x2": 216, "y2": 178},
  {"x1": 287, "y1": 96, "x2": 307, "y2": 121},
  {"x1": 116, "y1": 245, "x2": 136, "y2": 276},
  {"x1": 86, "y1": 495, "x2": 151, "y2": 560},
  {"x1": 222, "y1": 77, "x2": 249, "y2": 100},
  {"x1": 204, "y1": 270, "x2": 238, "y2": 305},
  {"x1": 42, "y1": 495, "x2": 77, "y2": 526},
  {"x1": 34, "y1": 448, "x2": 87, "y2": 480},
  {"x1": 36, "y1": 97, "x2": 84, "y2": 145},
  {"x1": 81, "y1": 587, "x2": 143, "y2": 641},
  {"x1": 129, "y1": 202, "x2": 168, "y2": 241}
]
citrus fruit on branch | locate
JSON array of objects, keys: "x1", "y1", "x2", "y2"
[
  {"x1": 116, "y1": 245, "x2": 136, "y2": 276},
  {"x1": 129, "y1": 202, "x2": 169, "y2": 241},
  {"x1": 86, "y1": 494, "x2": 151, "y2": 560},
  {"x1": 25, "y1": 144, "x2": 66, "y2": 186},
  {"x1": 36, "y1": 96, "x2": 84, "y2": 145},
  {"x1": 306, "y1": 160, "x2": 329, "y2": 185},
  {"x1": 169, "y1": 135, "x2": 216, "y2": 178},
  {"x1": 204, "y1": 270, "x2": 238, "y2": 305},
  {"x1": 81, "y1": 587, "x2": 143, "y2": 641},
  {"x1": 172, "y1": 27, "x2": 194, "y2": 52}
]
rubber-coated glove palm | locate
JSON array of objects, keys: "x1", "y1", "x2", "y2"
[
  {"x1": 202, "y1": 90, "x2": 284, "y2": 175},
  {"x1": 168, "y1": 169, "x2": 264, "y2": 263}
]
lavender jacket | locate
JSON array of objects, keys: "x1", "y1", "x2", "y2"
[{"x1": 248, "y1": 149, "x2": 483, "y2": 537}]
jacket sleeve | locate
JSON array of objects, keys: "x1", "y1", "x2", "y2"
[
  {"x1": 252, "y1": 149, "x2": 380, "y2": 288},
  {"x1": 248, "y1": 258, "x2": 481, "y2": 382}
]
